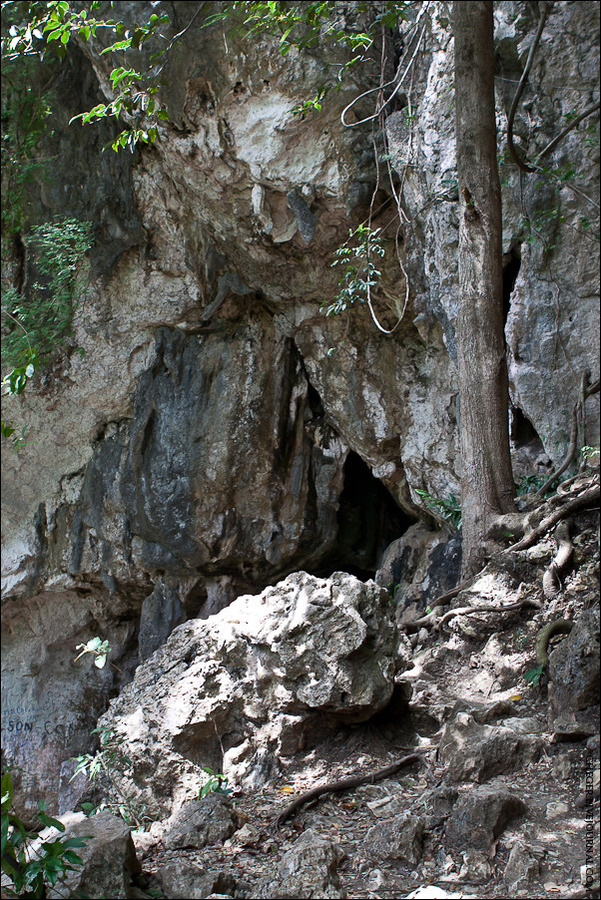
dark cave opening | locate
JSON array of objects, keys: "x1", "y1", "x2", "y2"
[
  {"x1": 502, "y1": 244, "x2": 522, "y2": 327},
  {"x1": 510, "y1": 404, "x2": 541, "y2": 448},
  {"x1": 315, "y1": 451, "x2": 412, "y2": 581}
]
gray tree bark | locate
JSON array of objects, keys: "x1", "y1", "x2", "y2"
[{"x1": 453, "y1": 0, "x2": 516, "y2": 576}]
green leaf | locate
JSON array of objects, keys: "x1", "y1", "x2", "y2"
[
  {"x1": 37, "y1": 810, "x2": 65, "y2": 831},
  {"x1": 524, "y1": 664, "x2": 544, "y2": 686},
  {"x1": 23, "y1": 860, "x2": 43, "y2": 883},
  {"x1": 101, "y1": 38, "x2": 132, "y2": 54},
  {"x1": 61, "y1": 849, "x2": 84, "y2": 865},
  {"x1": 0, "y1": 421, "x2": 16, "y2": 439},
  {"x1": 61, "y1": 836, "x2": 91, "y2": 849}
]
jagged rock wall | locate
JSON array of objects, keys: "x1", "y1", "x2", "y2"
[
  {"x1": 386, "y1": 1, "x2": 600, "y2": 459},
  {"x1": 1, "y1": 0, "x2": 599, "y2": 813}
]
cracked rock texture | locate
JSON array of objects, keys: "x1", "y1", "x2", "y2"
[
  {"x1": 1, "y1": 0, "x2": 599, "y2": 814},
  {"x1": 93, "y1": 572, "x2": 399, "y2": 817}
]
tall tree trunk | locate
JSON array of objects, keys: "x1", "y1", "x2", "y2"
[{"x1": 453, "y1": 1, "x2": 516, "y2": 576}]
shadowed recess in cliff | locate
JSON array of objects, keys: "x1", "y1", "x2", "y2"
[
  {"x1": 314, "y1": 451, "x2": 412, "y2": 581},
  {"x1": 502, "y1": 244, "x2": 522, "y2": 330}
]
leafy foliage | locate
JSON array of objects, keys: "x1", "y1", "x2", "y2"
[
  {"x1": 205, "y1": 1, "x2": 411, "y2": 115},
  {"x1": 0, "y1": 53, "x2": 53, "y2": 237},
  {"x1": 2, "y1": 0, "x2": 172, "y2": 151},
  {"x1": 581, "y1": 444, "x2": 600, "y2": 463},
  {"x1": 70, "y1": 726, "x2": 131, "y2": 785},
  {"x1": 324, "y1": 223, "x2": 386, "y2": 316},
  {"x1": 198, "y1": 767, "x2": 233, "y2": 799},
  {"x1": 74, "y1": 636, "x2": 110, "y2": 669},
  {"x1": 524, "y1": 663, "x2": 544, "y2": 688},
  {"x1": 415, "y1": 488, "x2": 462, "y2": 530},
  {"x1": 69, "y1": 726, "x2": 155, "y2": 830},
  {"x1": 514, "y1": 472, "x2": 551, "y2": 499},
  {"x1": 1, "y1": 768, "x2": 88, "y2": 898},
  {"x1": 1, "y1": 216, "x2": 93, "y2": 369}
]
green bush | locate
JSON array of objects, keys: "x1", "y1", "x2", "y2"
[
  {"x1": 1, "y1": 216, "x2": 93, "y2": 369},
  {"x1": 1, "y1": 769, "x2": 88, "y2": 898},
  {"x1": 415, "y1": 488, "x2": 462, "y2": 530}
]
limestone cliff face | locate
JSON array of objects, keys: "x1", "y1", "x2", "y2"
[{"x1": 1, "y1": 1, "x2": 599, "y2": 813}]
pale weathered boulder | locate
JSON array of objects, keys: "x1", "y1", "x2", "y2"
[
  {"x1": 439, "y1": 712, "x2": 543, "y2": 782},
  {"x1": 259, "y1": 829, "x2": 347, "y2": 900},
  {"x1": 35, "y1": 810, "x2": 140, "y2": 900},
  {"x1": 98, "y1": 572, "x2": 400, "y2": 816}
]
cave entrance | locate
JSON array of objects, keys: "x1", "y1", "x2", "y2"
[
  {"x1": 502, "y1": 244, "x2": 522, "y2": 327},
  {"x1": 316, "y1": 451, "x2": 412, "y2": 580}
]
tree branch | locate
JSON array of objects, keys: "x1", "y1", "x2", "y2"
[
  {"x1": 534, "y1": 372, "x2": 600, "y2": 498},
  {"x1": 506, "y1": 2, "x2": 552, "y2": 173},
  {"x1": 536, "y1": 101, "x2": 601, "y2": 163}
]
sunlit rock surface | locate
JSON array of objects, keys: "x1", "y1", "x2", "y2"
[
  {"x1": 1, "y1": 1, "x2": 598, "y2": 812},
  {"x1": 95, "y1": 572, "x2": 400, "y2": 816}
]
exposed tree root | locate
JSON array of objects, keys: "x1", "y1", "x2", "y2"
[
  {"x1": 542, "y1": 521, "x2": 573, "y2": 598},
  {"x1": 536, "y1": 619, "x2": 573, "y2": 668},
  {"x1": 404, "y1": 474, "x2": 598, "y2": 634},
  {"x1": 436, "y1": 597, "x2": 542, "y2": 632},
  {"x1": 273, "y1": 752, "x2": 426, "y2": 829},
  {"x1": 505, "y1": 483, "x2": 599, "y2": 553},
  {"x1": 534, "y1": 372, "x2": 600, "y2": 500},
  {"x1": 402, "y1": 576, "x2": 483, "y2": 633}
]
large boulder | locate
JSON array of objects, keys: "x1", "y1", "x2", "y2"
[
  {"x1": 34, "y1": 810, "x2": 140, "y2": 900},
  {"x1": 259, "y1": 829, "x2": 347, "y2": 900},
  {"x1": 162, "y1": 794, "x2": 240, "y2": 850},
  {"x1": 364, "y1": 812, "x2": 425, "y2": 864},
  {"x1": 445, "y1": 785, "x2": 527, "y2": 851},
  {"x1": 439, "y1": 712, "x2": 543, "y2": 783},
  {"x1": 158, "y1": 861, "x2": 237, "y2": 900},
  {"x1": 97, "y1": 572, "x2": 400, "y2": 816},
  {"x1": 548, "y1": 609, "x2": 600, "y2": 712}
]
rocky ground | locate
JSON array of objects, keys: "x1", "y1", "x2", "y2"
[
  {"x1": 135, "y1": 546, "x2": 600, "y2": 900},
  {"x1": 136, "y1": 477, "x2": 601, "y2": 899},
  {"x1": 3, "y1": 478, "x2": 599, "y2": 900}
]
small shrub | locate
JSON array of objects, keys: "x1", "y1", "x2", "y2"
[
  {"x1": 70, "y1": 727, "x2": 156, "y2": 830},
  {"x1": 1, "y1": 769, "x2": 88, "y2": 898},
  {"x1": 415, "y1": 488, "x2": 462, "y2": 530},
  {"x1": 323, "y1": 223, "x2": 386, "y2": 317},
  {"x1": 1, "y1": 216, "x2": 93, "y2": 369},
  {"x1": 197, "y1": 767, "x2": 232, "y2": 799},
  {"x1": 514, "y1": 473, "x2": 549, "y2": 498},
  {"x1": 70, "y1": 726, "x2": 131, "y2": 785}
]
